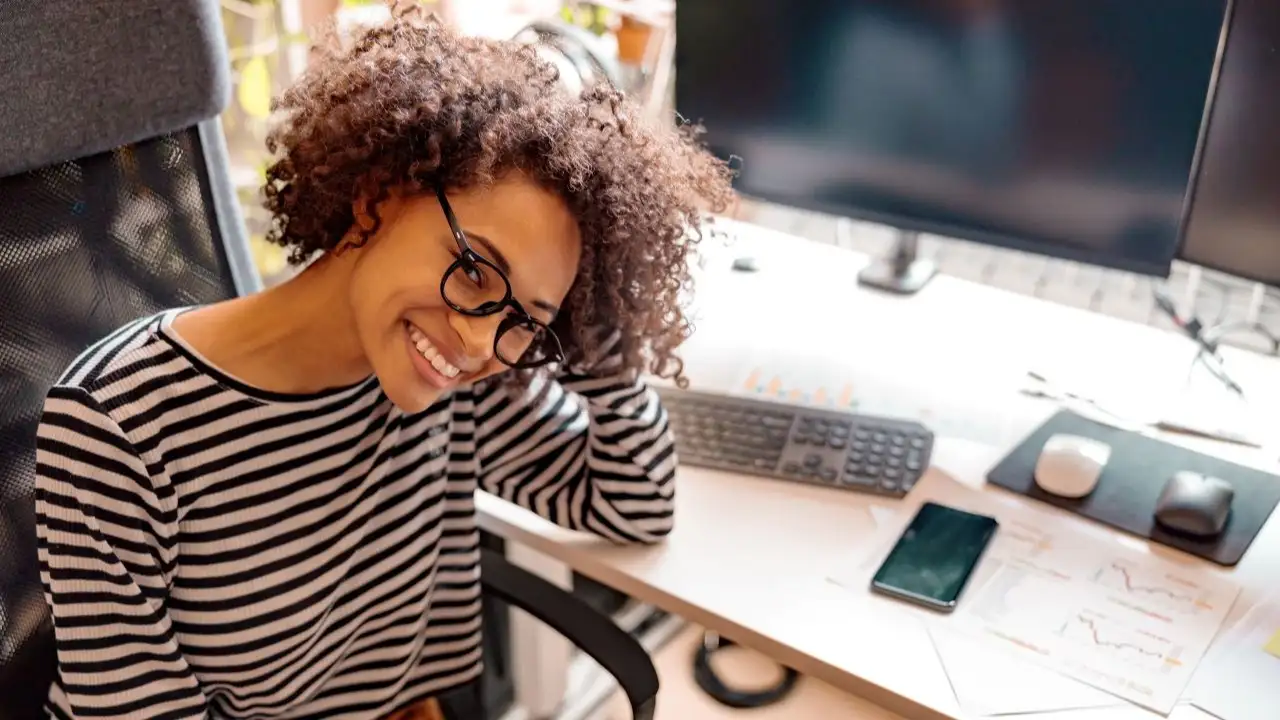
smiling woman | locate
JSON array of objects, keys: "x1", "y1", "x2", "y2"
[{"x1": 31, "y1": 2, "x2": 732, "y2": 720}]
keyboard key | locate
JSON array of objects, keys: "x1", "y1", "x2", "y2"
[{"x1": 843, "y1": 472, "x2": 875, "y2": 487}]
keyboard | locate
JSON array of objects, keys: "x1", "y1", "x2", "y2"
[{"x1": 657, "y1": 387, "x2": 934, "y2": 498}]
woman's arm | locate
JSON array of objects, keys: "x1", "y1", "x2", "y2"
[
  {"x1": 470, "y1": 358, "x2": 676, "y2": 544},
  {"x1": 35, "y1": 386, "x2": 209, "y2": 719}
]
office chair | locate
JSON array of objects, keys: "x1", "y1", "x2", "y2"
[{"x1": 0, "y1": 2, "x2": 658, "y2": 719}]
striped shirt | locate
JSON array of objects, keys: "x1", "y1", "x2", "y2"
[{"x1": 34, "y1": 309, "x2": 675, "y2": 719}]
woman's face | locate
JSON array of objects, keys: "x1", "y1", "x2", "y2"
[{"x1": 346, "y1": 176, "x2": 582, "y2": 413}]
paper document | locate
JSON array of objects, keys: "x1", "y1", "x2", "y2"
[
  {"x1": 927, "y1": 624, "x2": 1123, "y2": 717},
  {"x1": 959, "y1": 530, "x2": 1238, "y2": 714},
  {"x1": 830, "y1": 474, "x2": 1241, "y2": 714},
  {"x1": 1188, "y1": 594, "x2": 1280, "y2": 720},
  {"x1": 1266, "y1": 628, "x2": 1280, "y2": 658}
]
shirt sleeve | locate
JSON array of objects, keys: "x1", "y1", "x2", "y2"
[
  {"x1": 471, "y1": 365, "x2": 677, "y2": 544},
  {"x1": 34, "y1": 386, "x2": 208, "y2": 719}
]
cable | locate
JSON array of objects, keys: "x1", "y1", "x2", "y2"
[
  {"x1": 1151, "y1": 286, "x2": 1248, "y2": 397},
  {"x1": 692, "y1": 631, "x2": 800, "y2": 709},
  {"x1": 1202, "y1": 321, "x2": 1280, "y2": 355}
]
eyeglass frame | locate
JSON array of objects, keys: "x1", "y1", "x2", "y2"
[{"x1": 434, "y1": 186, "x2": 565, "y2": 369}]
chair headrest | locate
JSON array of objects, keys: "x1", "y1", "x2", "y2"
[{"x1": 0, "y1": 0, "x2": 231, "y2": 177}]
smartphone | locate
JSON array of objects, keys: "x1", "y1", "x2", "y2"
[{"x1": 870, "y1": 502, "x2": 999, "y2": 612}]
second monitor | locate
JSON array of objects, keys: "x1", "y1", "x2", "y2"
[{"x1": 676, "y1": 0, "x2": 1230, "y2": 293}]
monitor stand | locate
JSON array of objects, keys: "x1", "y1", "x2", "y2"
[{"x1": 856, "y1": 229, "x2": 938, "y2": 295}]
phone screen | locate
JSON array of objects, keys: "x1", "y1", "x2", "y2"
[{"x1": 871, "y1": 502, "x2": 999, "y2": 611}]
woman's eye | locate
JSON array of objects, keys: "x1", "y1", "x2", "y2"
[{"x1": 452, "y1": 252, "x2": 485, "y2": 286}]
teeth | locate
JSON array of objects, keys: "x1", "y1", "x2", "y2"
[{"x1": 407, "y1": 324, "x2": 461, "y2": 378}]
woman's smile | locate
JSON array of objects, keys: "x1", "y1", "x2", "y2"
[{"x1": 405, "y1": 320, "x2": 462, "y2": 388}]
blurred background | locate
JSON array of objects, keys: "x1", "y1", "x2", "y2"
[{"x1": 217, "y1": 0, "x2": 677, "y2": 286}]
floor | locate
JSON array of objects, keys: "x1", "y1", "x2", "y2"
[{"x1": 598, "y1": 624, "x2": 906, "y2": 720}]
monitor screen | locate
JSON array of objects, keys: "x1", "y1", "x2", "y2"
[
  {"x1": 676, "y1": 0, "x2": 1228, "y2": 277},
  {"x1": 1179, "y1": 0, "x2": 1280, "y2": 287}
]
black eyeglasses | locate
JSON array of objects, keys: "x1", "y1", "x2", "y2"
[{"x1": 435, "y1": 187, "x2": 564, "y2": 369}]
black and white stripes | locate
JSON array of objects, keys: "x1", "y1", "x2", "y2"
[{"x1": 34, "y1": 310, "x2": 675, "y2": 719}]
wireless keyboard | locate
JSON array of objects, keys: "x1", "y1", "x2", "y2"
[{"x1": 657, "y1": 387, "x2": 934, "y2": 498}]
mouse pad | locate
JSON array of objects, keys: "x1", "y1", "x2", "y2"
[{"x1": 987, "y1": 410, "x2": 1280, "y2": 566}]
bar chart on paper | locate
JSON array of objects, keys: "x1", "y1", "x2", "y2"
[
  {"x1": 735, "y1": 364, "x2": 1031, "y2": 446},
  {"x1": 739, "y1": 368, "x2": 859, "y2": 410}
]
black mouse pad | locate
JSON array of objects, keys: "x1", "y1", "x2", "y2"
[{"x1": 986, "y1": 410, "x2": 1280, "y2": 566}]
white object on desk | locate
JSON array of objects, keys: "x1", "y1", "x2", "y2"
[
  {"x1": 1034, "y1": 434, "x2": 1112, "y2": 498},
  {"x1": 1187, "y1": 593, "x2": 1280, "y2": 720}
]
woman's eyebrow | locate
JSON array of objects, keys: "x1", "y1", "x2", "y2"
[
  {"x1": 469, "y1": 232, "x2": 559, "y2": 320},
  {"x1": 467, "y1": 233, "x2": 511, "y2": 274}
]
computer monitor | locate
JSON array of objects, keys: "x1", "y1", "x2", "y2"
[
  {"x1": 1179, "y1": 0, "x2": 1280, "y2": 287},
  {"x1": 675, "y1": 0, "x2": 1229, "y2": 293}
]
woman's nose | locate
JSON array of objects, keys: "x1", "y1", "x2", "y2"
[{"x1": 447, "y1": 312, "x2": 499, "y2": 363}]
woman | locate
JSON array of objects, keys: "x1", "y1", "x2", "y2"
[{"x1": 34, "y1": 6, "x2": 732, "y2": 719}]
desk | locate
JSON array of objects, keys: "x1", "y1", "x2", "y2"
[{"x1": 478, "y1": 219, "x2": 1280, "y2": 719}]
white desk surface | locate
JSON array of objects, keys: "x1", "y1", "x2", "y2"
[{"x1": 478, "y1": 220, "x2": 1280, "y2": 720}]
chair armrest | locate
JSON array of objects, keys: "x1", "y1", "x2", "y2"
[{"x1": 479, "y1": 548, "x2": 658, "y2": 720}]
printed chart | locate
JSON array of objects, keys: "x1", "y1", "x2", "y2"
[
  {"x1": 958, "y1": 530, "x2": 1239, "y2": 713},
  {"x1": 734, "y1": 364, "x2": 1032, "y2": 447}
]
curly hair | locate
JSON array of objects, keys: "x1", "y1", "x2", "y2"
[{"x1": 262, "y1": 2, "x2": 734, "y2": 384}]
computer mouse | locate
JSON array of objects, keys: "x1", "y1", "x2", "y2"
[
  {"x1": 731, "y1": 256, "x2": 759, "y2": 272},
  {"x1": 1033, "y1": 434, "x2": 1111, "y2": 498},
  {"x1": 1154, "y1": 471, "x2": 1234, "y2": 538}
]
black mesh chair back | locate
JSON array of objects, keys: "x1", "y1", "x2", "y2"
[
  {"x1": 0, "y1": 2, "x2": 253, "y2": 717},
  {"x1": 0, "y1": 125, "x2": 253, "y2": 720}
]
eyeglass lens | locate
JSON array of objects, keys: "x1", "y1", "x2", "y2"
[{"x1": 443, "y1": 258, "x2": 557, "y2": 367}]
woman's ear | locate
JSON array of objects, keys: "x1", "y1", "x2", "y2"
[
  {"x1": 341, "y1": 191, "x2": 403, "y2": 254},
  {"x1": 352, "y1": 196, "x2": 379, "y2": 234}
]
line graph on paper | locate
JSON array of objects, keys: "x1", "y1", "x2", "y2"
[
  {"x1": 1091, "y1": 560, "x2": 1222, "y2": 617},
  {"x1": 958, "y1": 549, "x2": 1239, "y2": 713},
  {"x1": 1058, "y1": 611, "x2": 1186, "y2": 675}
]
